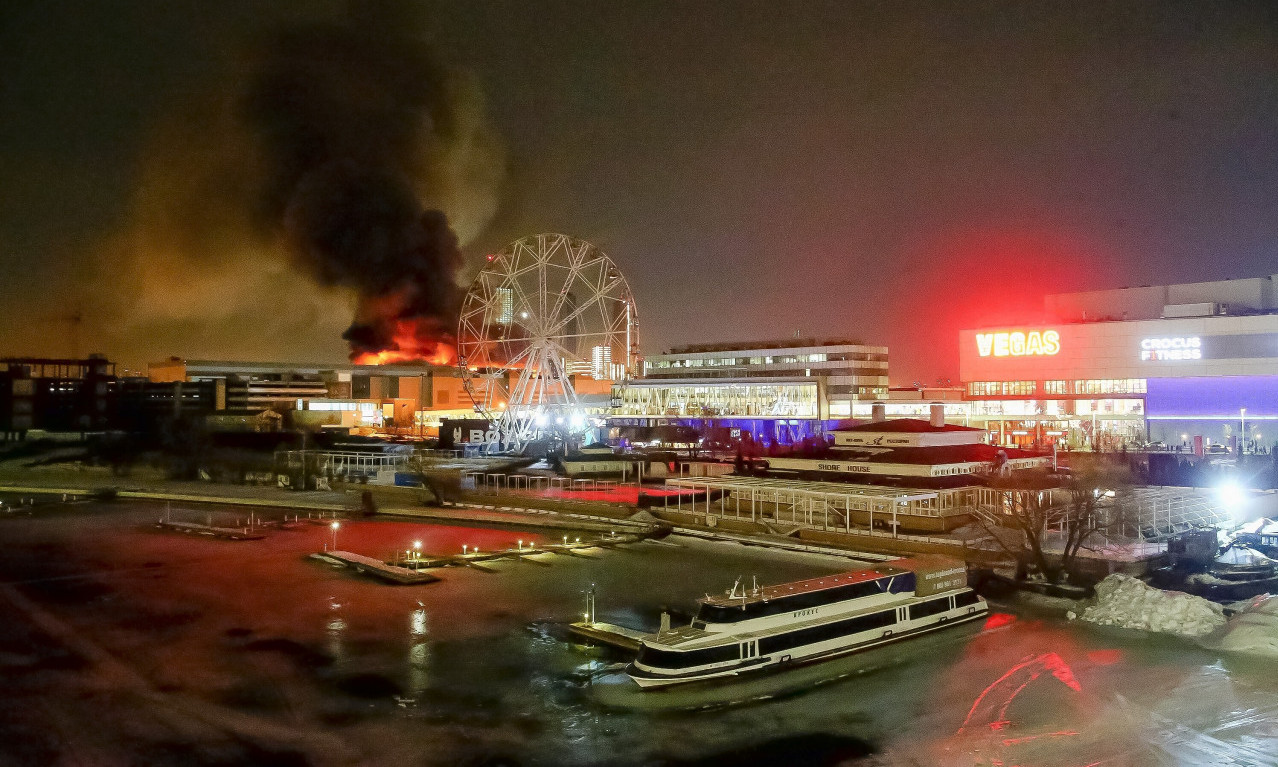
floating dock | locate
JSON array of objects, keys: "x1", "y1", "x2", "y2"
[
  {"x1": 155, "y1": 521, "x2": 265, "y2": 540},
  {"x1": 313, "y1": 551, "x2": 441, "y2": 584},
  {"x1": 568, "y1": 621, "x2": 649, "y2": 653}
]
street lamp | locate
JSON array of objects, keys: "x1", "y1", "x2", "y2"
[
  {"x1": 1241, "y1": 408, "x2": 1247, "y2": 454},
  {"x1": 330, "y1": 521, "x2": 340, "y2": 551},
  {"x1": 413, "y1": 540, "x2": 422, "y2": 562}
]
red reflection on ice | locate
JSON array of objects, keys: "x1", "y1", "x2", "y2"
[
  {"x1": 1000, "y1": 729, "x2": 1080, "y2": 746},
  {"x1": 516, "y1": 486, "x2": 700, "y2": 505},
  {"x1": 1086, "y1": 648, "x2": 1122, "y2": 666},
  {"x1": 1083, "y1": 646, "x2": 1124, "y2": 664},
  {"x1": 984, "y1": 612, "x2": 1017, "y2": 630},
  {"x1": 959, "y1": 652, "x2": 1082, "y2": 735}
]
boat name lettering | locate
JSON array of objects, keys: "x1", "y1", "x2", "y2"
[{"x1": 792, "y1": 608, "x2": 819, "y2": 618}]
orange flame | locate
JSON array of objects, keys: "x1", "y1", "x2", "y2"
[{"x1": 351, "y1": 318, "x2": 457, "y2": 366}]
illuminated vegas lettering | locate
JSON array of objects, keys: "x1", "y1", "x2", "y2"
[
  {"x1": 1140, "y1": 336, "x2": 1201, "y2": 361},
  {"x1": 975, "y1": 330, "x2": 1061, "y2": 357}
]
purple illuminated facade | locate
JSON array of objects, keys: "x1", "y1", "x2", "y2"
[{"x1": 1146, "y1": 376, "x2": 1278, "y2": 449}]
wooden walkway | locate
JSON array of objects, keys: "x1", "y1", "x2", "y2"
[{"x1": 313, "y1": 551, "x2": 441, "y2": 584}]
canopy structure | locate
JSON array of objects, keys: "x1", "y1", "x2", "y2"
[
  {"x1": 663, "y1": 475, "x2": 952, "y2": 537},
  {"x1": 1118, "y1": 487, "x2": 1233, "y2": 542}
]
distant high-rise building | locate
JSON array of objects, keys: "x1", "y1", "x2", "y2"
[
  {"x1": 496, "y1": 287, "x2": 514, "y2": 325},
  {"x1": 591, "y1": 345, "x2": 613, "y2": 379}
]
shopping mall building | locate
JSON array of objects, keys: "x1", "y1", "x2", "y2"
[
  {"x1": 958, "y1": 275, "x2": 1278, "y2": 451},
  {"x1": 609, "y1": 338, "x2": 890, "y2": 446}
]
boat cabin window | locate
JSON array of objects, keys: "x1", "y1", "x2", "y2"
[
  {"x1": 887, "y1": 573, "x2": 916, "y2": 593},
  {"x1": 953, "y1": 590, "x2": 981, "y2": 608},
  {"x1": 636, "y1": 642, "x2": 739, "y2": 669},
  {"x1": 695, "y1": 577, "x2": 893, "y2": 624},
  {"x1": 907, "y1": 596, "x2": 952, "y2": 620},
  {"x1": 758, "y1": 609, "x2": 895, "y2": 655}
]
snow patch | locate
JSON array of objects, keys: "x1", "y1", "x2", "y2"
[
  {"x1": 1205, "y1": 594, "x2": 1278, "y2": 658},
  {"x1": 1069, "y1": 574, "x2": 1226, "y2": 637}
]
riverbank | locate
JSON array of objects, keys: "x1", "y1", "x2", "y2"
[{"x1": 0, "y1": 461, "x2": 948, "y2": 563}]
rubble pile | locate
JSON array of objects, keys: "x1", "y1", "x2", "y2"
[{"x1": 1067, "y1": 574, "x2": 1226, "y2": 637}]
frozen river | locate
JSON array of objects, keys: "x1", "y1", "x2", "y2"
[{"x1": 0, "y1": 498, "x2": 1275, "y2": 766}]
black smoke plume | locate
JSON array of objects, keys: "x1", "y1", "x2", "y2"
[{"x1": 240, "y1": 5, "x2": 469, "y2": 357}]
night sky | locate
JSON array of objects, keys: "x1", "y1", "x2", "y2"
[{"x1": 2, "y1": 0, "x2": 1276, "y2": 383}]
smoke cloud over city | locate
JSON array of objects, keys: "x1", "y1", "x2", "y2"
[{"x1": 86, "y1": 1, "x2": 503, "y2": 365}]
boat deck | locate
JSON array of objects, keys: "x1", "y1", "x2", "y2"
[{"x1": 702, "y1": 565, "x2": 907, "y2": 607}]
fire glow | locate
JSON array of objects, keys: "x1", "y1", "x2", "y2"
[{"x1": 351, "y1": 318, "x2": 457, "y2": 366}]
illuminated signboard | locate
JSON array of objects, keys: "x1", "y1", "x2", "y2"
[
  {"x1": 975, "y1": 330, "x2": 1061, "y2": 358},
  {"x1": 1140, "y1": 336, "x2": 1201, "y2": 361}
]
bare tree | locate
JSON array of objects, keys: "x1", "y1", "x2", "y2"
[{"x1": 972, "y1": 466, "x2": 1132, "y2": 583}]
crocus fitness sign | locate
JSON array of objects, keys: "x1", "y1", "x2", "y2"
[
  {"x1": 1140, "y1": 336, "x2": 1201, "y2": 361},
  {"x1": 975, "y1": 330, "x2": 1061, "y2": 358}
]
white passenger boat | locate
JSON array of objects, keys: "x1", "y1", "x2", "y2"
[{"x1": 626, "y1": 556, "x2": 986, "y2": 689}]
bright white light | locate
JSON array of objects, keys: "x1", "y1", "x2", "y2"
[
  {"x1": 330, "y1": 521, "x2": 340, "y2": 530},
  {"x1": 535, "y1": 412, "x2": 549, "y2": 427},
  {"x1": 1217, "y1": 482, "x2": 1246, "y2": 510},
  {"x1": 569, "y1": 412, "x2": 586, "y2": 430}
]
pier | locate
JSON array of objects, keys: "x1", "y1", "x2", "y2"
[
  {"x1": 567, "y1": 621, "x2": 648, "y2": 653},
  {"x1": 311, "y1": 551, "x2": 441, "y2": 584},
  {"x1": 154, "y1": 520, "x2": 266, "y2": 540}
]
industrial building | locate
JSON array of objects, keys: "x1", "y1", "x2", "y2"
[
  {"x1": 611, "y1": 338, "x2": 889, "y2": 446},
  {"x1": 147, "y1": 358, "x2": 479, "y2": 435},
  {"x1": 1, "y1": 356, "x2": 116, "y2": 438},
  {"x1": 959, "y1": 274, "x2": 1278, "y2": 451}
]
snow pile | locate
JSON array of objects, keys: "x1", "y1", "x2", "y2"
[
  {"x1": 1067, "y1": 574, "x2": 1226, "y2": 637},
  {"x1": 1210, "y1": 595, "x2": 1278, "y2": 658}
]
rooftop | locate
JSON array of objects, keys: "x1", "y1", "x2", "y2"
[
  {"x1": 833, "y1": 418, "x2": 982, "y2": 434},
  {"x1": 663, "y1": 337, "x2": 873, "y2": 355},
  {"x1": 702, "y1": 564, "x2": 908, "y2": 606},
  {"x1": 827, "y1": 443, "x2": 1047, "y2": 465}
]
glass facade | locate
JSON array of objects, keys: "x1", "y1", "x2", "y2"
[
  {"x1": 613, "y1": 381, "x2": 820, "y2": 419},
  {"x1": 967, "y1": 379, "x2": 1146, "y2": 397}
]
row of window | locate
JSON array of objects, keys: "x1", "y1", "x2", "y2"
[
  {"x1": 968, "y1": 379, "x2": 1148, "y2": 397},
  {"x1": 967, "y1": 381, "x2": 1036, "y2": 396},
  {"x1": 650, "y1": 352, "x2": 888, "y2": 369},
  {"x1": 760, "y1": 609, "x2": 895, "y2": 654}
]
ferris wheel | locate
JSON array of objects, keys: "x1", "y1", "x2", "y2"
[{"x1": 457, "y1": 233, "x2": 638, "y2": 452}]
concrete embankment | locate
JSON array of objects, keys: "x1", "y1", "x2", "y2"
[
  {"x1": 0, "y1": 483, "x2": 653, "y2": 537},
  {"x1": 1, "y1": 481, "x2": 1005, "y2": 566},
  {"x1": 378, "y1": 503, "x2": 650, "y2": 533}
]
